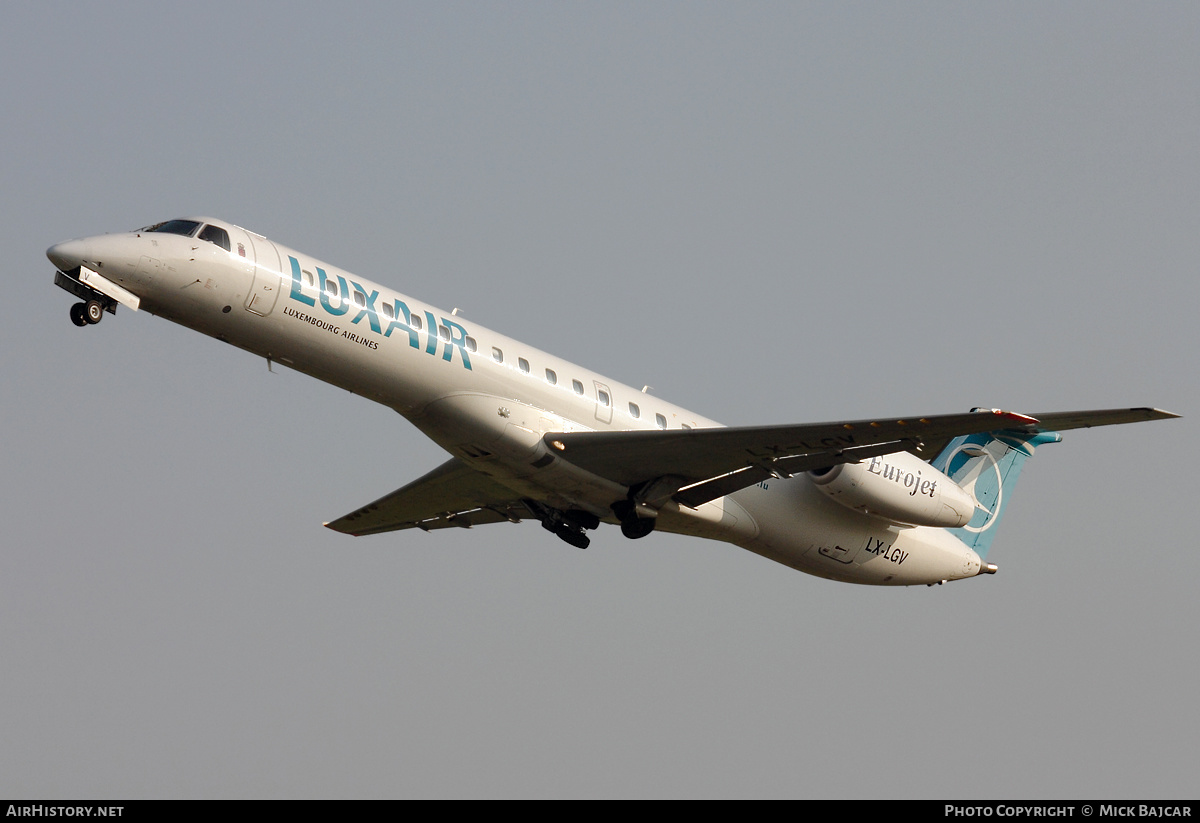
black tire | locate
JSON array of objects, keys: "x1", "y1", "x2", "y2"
[
  {"x1": 70, "y1": 303, "x2": 88, "y2": 326},
  {"x1": 84, "y1": 300, "x2": 104, "y2": 324},
  {"x1": 620, "y1": 517, "x2": 655, "y2": 540},
  {"x1": 558, "y1": 528, "x2": 590, "y2": 549}
]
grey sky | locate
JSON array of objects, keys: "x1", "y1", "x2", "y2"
[{"x1": 2, "y1": 1, "x2": 1195, "y2": 798}]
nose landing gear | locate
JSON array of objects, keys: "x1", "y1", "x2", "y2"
[
  {"x1": 69, "y1": 299, "x2": 106, "y2": 326},
  {"x1": 55, "y1": 266, "x2": 130, "y2": 328}
]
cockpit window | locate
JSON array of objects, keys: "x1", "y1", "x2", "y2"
[
  {"x1": 198, "y1": 224, "x2": 231, "y2": 251},
  {"x1": 139, "y1": 219, "x2": 202, "y2": 237}
]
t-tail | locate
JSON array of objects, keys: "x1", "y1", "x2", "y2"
[{"x1": 930, "y1": 427, "x2": 1063, "y2": 560}]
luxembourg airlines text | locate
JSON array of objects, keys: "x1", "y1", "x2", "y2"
[{"x1": 286, "y1": 256, "x2": 472, "y2": 368}]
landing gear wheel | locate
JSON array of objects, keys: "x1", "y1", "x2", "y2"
[
  {"x1": 541, "y1": 517, "x2": 591, "y2": 549},
  {"x1": 613, "y1": 499, "x2": 656, "y2": 539},
  {"x1": 620, "y1": 517, "x2": 656, "y2": 540},
  {"x1": 70, "y1": 303, "x2": 88, "y2": 326},
  {"x1": 84, "y1": 300, "x2": 105, "y2": 324},
  {"x1": 558, "y1": 528, "x2": 591, "y2": 550}
]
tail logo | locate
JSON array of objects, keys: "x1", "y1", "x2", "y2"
[
  {"x1": 932, "y1": 428, "x2": 1059, "y2": 559},
  {"x1": 941, "y1": 442, "x2": 1005, "y2": 534}
]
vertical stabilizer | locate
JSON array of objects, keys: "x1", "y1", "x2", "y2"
[{"x1": 930, "y1": 428, "x2": 1063, "y2": 559}]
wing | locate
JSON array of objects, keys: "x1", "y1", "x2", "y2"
[
  {"x1": 542, "y1": 408, "x2": 1037, "y2": 486},
  {"x1": 324, "y1": 457, "x2": 529, "y2": 536},
  {"x1": 326, "y1": 407, "x2": 1177, "y2": 536},
  {"x1": 542, "y1": 407, "x2": 1179, "y2": 509}
]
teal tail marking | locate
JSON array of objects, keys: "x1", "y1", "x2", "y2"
[{"x1": 930, "y1": 429, "x2": 1063, "y2": 560}]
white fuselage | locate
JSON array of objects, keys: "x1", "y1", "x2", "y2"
[{"x1": 48, "y1": 217, "x2": 985, "y2": 585}]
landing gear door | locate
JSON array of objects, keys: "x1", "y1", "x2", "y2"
[{"x1": 241, "y1": 232, "x2": 283, "y2": 316}]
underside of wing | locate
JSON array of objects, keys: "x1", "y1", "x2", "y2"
[
  {"x1": 541, "y1": 409, "x2": 1039, "y2": 509},
  {"x1": 542, "y1": 410, "x2": 1040, "y2": 488},
  {"x1": 542, "y1": 407, "x2": 1178, "y2": 510},
  {"x1": 325, "y1": 407, "x2": 1178, "y2": 538},
  {"x1": 324, "y1": 458, "x2": 528, "y2": 537}
]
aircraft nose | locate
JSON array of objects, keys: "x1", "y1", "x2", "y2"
[{"x1": 47, "y1": 239, "x2": 90, "y2": 272}]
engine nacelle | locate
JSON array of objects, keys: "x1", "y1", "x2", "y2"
[{"x1": 808, "y1": 452, "x2": 975, "y2": 528}]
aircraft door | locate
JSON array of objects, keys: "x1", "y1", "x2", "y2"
[
  {"x1": 593, "y1": 381, "x2": 614, "y2": 425},
  {"x1": 242, "y1": 233, "x2": 283, "y2": 316}
]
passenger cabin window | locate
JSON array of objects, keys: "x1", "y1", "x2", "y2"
[
  {"x1": 438, "y1": 325, "x2": 450, "y2": 341},
  {"x1": 198, "y1": 224, "x2": 231, "y2": 251},
  {"x1": 655, "y1": 413, "x2": 667, "y2": 429},
  {"x1": 382, "y1": 303, "x2": 394, "y2": 320},
  {"x1": 492, "y1": 347, "x2": 503, "y2": 363},
  {"x1": 410, "y1": 314, "x2": 422, "y2": 330},
  {"x1": 572, "y1": 380, "x2": 584, "y2": 395},
  {"x1": 465, "y1": 337, "x2": 477, "y2": 353},
  {"x1": 545, "y1": 369, "x2": 557, "y2": 385},
  {"x1": 142, "y1": 219, "x2": 201, "y2": 237},
  {"x1": 518, "y1": 358, "x2": 530, "y2": 374},
  {"x1": 324, "y1": 279, "x2": 338, "y2": 297},
  {"x1": 628, "y1": 402, "x2": 640, "y2": 419},
  {"x1": 353, "y1": 291, "x2": 367, "y2": 308},
  {"x1": 598, "y1": 390, "x2": 610, "y2": 407}
]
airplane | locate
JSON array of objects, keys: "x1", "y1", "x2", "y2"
[{"x1": 47, "y1": 217, "x2": 1177, "y2": 586}]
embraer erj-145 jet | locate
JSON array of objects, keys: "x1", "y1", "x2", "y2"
[{"x1": 48, "y1": 218, "x2": 1177, "y2": 586}]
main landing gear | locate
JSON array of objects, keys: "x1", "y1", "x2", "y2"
[
  {"x1": 611, "y1": 499, "x2": 656, "y2": 540},
  {"x1": 529, "y1": 494, "x2": 659, "y2": 549},
  {"x1": 526, "y1": 500, "x2": 600, "y2": 549},
  {"x1": 69, "y1": 299, "x2": 106, "y2": 327}
]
